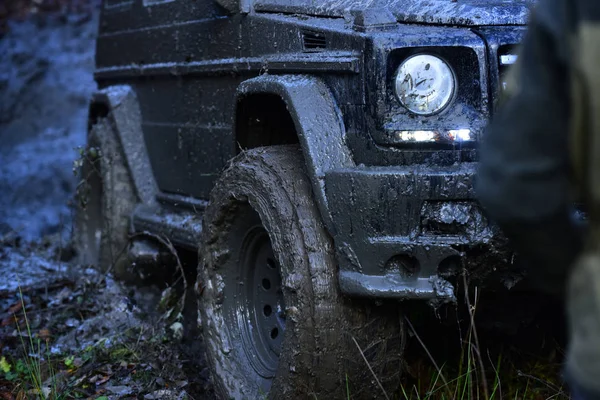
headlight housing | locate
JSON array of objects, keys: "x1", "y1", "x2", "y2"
[{"x1": 394, "y1": 54, "x2": 456, "y2": 116}]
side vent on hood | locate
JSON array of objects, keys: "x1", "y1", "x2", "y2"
[{"x1": 302, "y1": 31, "x2": 327, "y2": 51}]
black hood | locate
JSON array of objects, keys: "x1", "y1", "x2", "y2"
[{"x1": 254, "y1": 0, "x2": 536, "y2": 26}]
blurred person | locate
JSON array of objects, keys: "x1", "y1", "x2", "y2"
[{"x1": 476, "y1": 0, "x2": 600, "y2": 398}]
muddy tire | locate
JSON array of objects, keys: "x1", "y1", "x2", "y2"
[
  {"x1": 198, "y1": 145, "x2": 405, "y2": 399},
  {"x1": 74, "y1": 117, "x2": 137, "y2": 279}
]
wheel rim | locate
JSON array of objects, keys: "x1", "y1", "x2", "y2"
[{"x1": 237, "y1": 225, "x2": 286, "y2": 384}]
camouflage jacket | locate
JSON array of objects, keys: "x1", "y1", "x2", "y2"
[{"x1": 476, "y1": 0, "x2": 600, "y2": 395}]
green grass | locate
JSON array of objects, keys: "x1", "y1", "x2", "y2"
[
  {"x1": 3, "y1": 288, "x2": 72, "y2": 399},
  {"x1": 397, "y1": 284, "x2": 569, "y2": 400}
]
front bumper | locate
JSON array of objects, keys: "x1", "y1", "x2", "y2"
[{"x1": 325, "y1": 162, "x2": 513, "y2": 301}]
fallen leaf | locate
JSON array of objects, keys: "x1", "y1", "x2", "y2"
[
  {"x1": 64, "y1": 356, "x2": 75, "y2": 368},
  {"x1": 98, "y1": 365, "x2": 113, "y2": 375},
  {"x1": 0, "y1": 357, "x2": 11, "y2": 374},
  {"x1": 0, "y1": 391, "x2": 14, "y2": 400},
  {"x1": 95, "y1": 375, "x2": 111, "y2": 386},
  {"x1": 7, "y1": 302, "x2": 22, "y2": 314},
  {"x1": 41, "y1": 387, "x2": 51, "y2": 399},
  {"x1": 38, "y1": 328, "x2": 51, "y2": 340},
  {"x1": 48, "y1": 287, "x2": 72, "y2": 306},
  {"x1": 169, "y1": 322, "x2": 183, "y2": 340},
  {"x1": 64, "y1": 318, "x2": 80, "y2": 328},
  {"x1": 105, "y1": 385, "x2": 133, "y2": 395},
  {"x1": 73, "y1": 374, "x2": 88, "y2": 386}
]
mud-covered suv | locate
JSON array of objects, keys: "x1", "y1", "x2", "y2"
[{"x1": 76, "y1": 0, "x2": 530, "y2": 398}]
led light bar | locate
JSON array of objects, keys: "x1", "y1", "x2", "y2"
[
  {"x1": 397, "y1": 130, "x2": 437, "y2": 142},
  {"x1": 448, "y1": 129, "x2": 471, "y2": 141},
  {"x1": 395, "y1": 129, "x2": 473, "y2": 143}
]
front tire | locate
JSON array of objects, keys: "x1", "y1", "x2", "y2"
[{"x1": 198, "y1": 146, "x2": 405, "y2": 399}]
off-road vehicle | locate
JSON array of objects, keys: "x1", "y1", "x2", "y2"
[{"x1": 75, "y1": 0, "x2": 531, "y2": 398}]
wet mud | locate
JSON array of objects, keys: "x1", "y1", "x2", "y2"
[{"x1": 0, "y1": 235, "x2": 215, "y2": 399}]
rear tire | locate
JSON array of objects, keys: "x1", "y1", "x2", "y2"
[
  {"x1": 74, "y1": 118, "x2": 137, "y2": 279},
  {"x1": 198, "y1": 145, "x2": 405, "y2": 399}
]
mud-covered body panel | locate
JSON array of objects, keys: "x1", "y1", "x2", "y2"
[
  {"x1": 255, "y1": 0, "x2": 534, "y2": 26},
  {"x1": 96, "y1": 4, "x2": 243, "y2": 197},
  {"x1": 325, "y1": 163, "x2": 511, "y2": 299},
  {"x1": 93, "y1": 0, "x2": 532, "y2": 299}
]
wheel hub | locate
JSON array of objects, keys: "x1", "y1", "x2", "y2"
[{"x1": 237, "y1": 226, "x2": 286, "y2": 380}]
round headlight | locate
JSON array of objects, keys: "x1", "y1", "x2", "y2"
[{"x1": 394, "y1": 54, "x2": 456, "y2": 115}]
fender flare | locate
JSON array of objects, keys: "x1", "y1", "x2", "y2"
[
  {"x1": 236, "y1": 75, "x2": 355, "y2": 232},
  {"x1": 89, "y1": 85, "x2": 158, "y2": 206}
]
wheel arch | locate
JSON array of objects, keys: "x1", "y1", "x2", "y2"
[
  {"x1": 235, "y1": 93, "x2": 300, "y2": 150},
  {"x1": 235, "y1": 75, "x2": 355, "y2": 231}
]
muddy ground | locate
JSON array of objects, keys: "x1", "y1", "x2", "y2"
[
  {"x1": 0, "y1": 6, "x2": 573, "y2": 400},
  {"x1": 0, "y1": 234, "x2": 214, "y2": 399}
]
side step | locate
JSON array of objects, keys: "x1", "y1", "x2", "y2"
[{"x1": 132, "y1": 203, "x2": 203, "y2": 250}]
